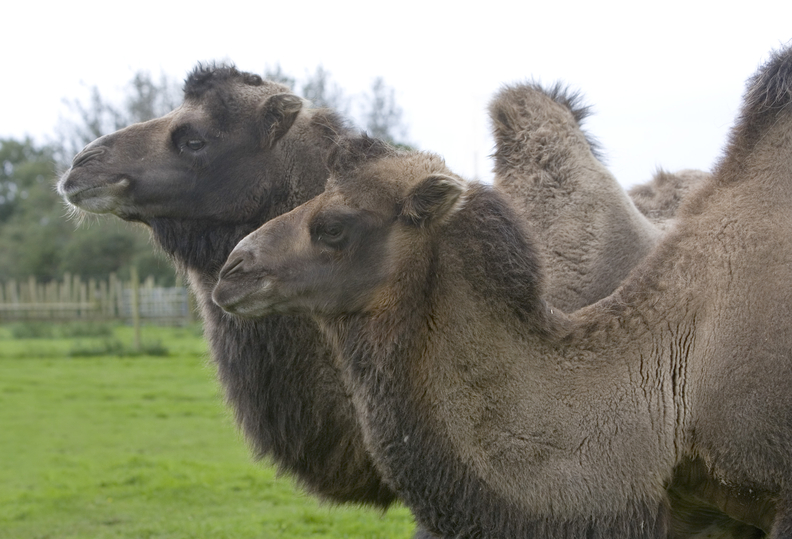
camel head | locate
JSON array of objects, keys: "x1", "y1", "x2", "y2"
[
  {"x1": 213, "y1": 135, "x2": 467, "y2": 318},
  {"x1": 57, "y1": 65, "x2": 314, "y2": 224}
]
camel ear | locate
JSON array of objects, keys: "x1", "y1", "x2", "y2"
[
  {"x1": 258, "y1": 93, "x2": 303, "y2": 148},
  {"x1": 401, "y1": 174, "x2": 465, "y2": 227}
]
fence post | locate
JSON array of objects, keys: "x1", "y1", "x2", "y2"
[
  {"x1": 130, "y1": 267, "x2": 141, "y2": 351},
  {"x1": 0, "y1": 273, "x2": 191, "y2": 325}
]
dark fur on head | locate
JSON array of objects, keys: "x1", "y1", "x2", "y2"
[
  {"x1": 184, "y1": 63, "x2": 267, "y2": 98},
  {"x1": 182, "y1": 64, "x2": 291, "y2": 133}
]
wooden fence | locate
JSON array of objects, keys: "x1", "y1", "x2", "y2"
[{"x1": 0, "y1": 273, "x2": 194, "y2": 325}]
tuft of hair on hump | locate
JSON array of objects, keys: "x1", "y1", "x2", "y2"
[
  {"x1": 714, "y1": 43, "x2": 792, "y2": 183},
  {"x1": 326, "y1": 134, "x2": 397, "y2": 177},
  {"x1": 183, "y1": 63, "x2": 266, "y2": 98},
  {"x1": 542, "y1": 81, "x2": 594, "y2": 129},
  {"x1": 489, "y1": 80, "x2": 603, "y2": 161},
  {"x1": 742, "y1": 44, "x2": 792, "y2": 121}
]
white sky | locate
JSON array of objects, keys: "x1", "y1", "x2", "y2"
[{"x1": 3, "y1": 1, "x2": 791, "y2": 187}]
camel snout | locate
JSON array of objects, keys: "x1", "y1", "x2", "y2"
[
  {"x1": 71, "y1": 146, "x2": 107, "y2": 168},
  {"x1": 218, "y1": 251, "x2": 251, "y2": 280},
  {"x1": 212, "y1": 250, "x2": 276, "y2": 316}
]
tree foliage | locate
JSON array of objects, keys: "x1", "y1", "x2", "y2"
[
  {"x1": 266, "y1": 64, "x2": 410, "y2": 146},
  {"x1": 54, "y1": 71, "x2": 180, "y2": 167},
  {"x1": 362, "y1": 77, "x2": 408, "y2": 146},
  {"x1": 0, "y1": 140, "x2": 172, "y2": 283},
  {"x1": 300, "y1": 65, "x2": 351, "y2": 117},
  {"x1": 0, "y1": 138, "x2": 53, "y2": 224},
  {"x1": 263, "y1": 63, "x2": 296, "y2": 90}
]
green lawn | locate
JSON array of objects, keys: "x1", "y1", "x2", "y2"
[{"x1": 0, "y1": 323, "x2": 415, "y2": 538}]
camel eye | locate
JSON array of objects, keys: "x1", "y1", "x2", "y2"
[
  {"x1": 323, "y1": 223, "x2": 343, "y2": 238},
  {"x1": 318, "y1": 223, "x2": 345, "y2": 244},
  {"x1": 312, "y1": 219, "x2": 349, "y2": 249},
  {"x1": 186, "y1": 139, "x2": 205, "y2": 151}
]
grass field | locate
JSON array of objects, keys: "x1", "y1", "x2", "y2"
[{"x1": 0, "y1": 322, "x2": 416, "y2": 538}]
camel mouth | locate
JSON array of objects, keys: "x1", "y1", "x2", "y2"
[
  {"x1": 213, "y1": 279, "x2": 283, "y2": 317},
  {"x1": 60, "y1": 178, "x2": 131, "y2": 214}
]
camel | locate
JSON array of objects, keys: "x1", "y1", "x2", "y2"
[
  {"x1": 58, "y1": 65, "x2": 398, "y2": 508},
  {"x1": 58, "y1": 64, "x2": 703, "y2": 538},
  {"x1": 213, "y1": 45, "x2": 792, "y2": 538}
]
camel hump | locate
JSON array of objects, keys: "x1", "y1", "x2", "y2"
[
  {"x1": 488, "y1": 81, "x2": 602, "y2": 167},
  {"x1": 629, "y1": 168, "x2": 711, "y2": 224}
]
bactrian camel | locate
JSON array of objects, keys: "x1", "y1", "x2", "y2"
[{"x1": 214, "y1": 46, "x2": 792, "y2": 538}]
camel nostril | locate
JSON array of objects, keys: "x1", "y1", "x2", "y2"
[
  {"x1": 219, "y1": 255, "x2": 247, "y2": 280},
  {"x1": 71, "y1": 147, "x2": 107, "y2": 168}
]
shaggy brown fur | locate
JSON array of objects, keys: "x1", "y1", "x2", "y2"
[{"x1": 215, "y1": 46, "x2": 792, "y2": 538}]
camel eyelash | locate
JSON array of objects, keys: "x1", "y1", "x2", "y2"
[{"x1": 172, "y1": 125, "x2": 208, "y2": 154}]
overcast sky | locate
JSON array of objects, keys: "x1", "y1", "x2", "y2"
[{"x1": 3, "y1": 1, "x2": 791, "y2": 187}]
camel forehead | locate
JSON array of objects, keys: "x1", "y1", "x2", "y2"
[
  {"x1": 327, "y1": 152, "x2": 452, "y2": 210},
  {"x1": 225, "y1": 78, "x2": 289, "y2": 104},
  {"x1": 181, "y1": 77, "x2": 290, "y2": 119},
  {"x1": 317, "y1": 183, "x2": 396, "y2": 216}
]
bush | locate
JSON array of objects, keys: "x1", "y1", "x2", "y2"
[
  {"x1": 7, "y1": 321, "x2": 115, "y2": 340},
  {"x1": 58, "y1": 322, "x2": 114, "y2": 338},
  {"x1": 8, "y1": 322, "x2": 55, "y2": 339},
  {"x1": 68, "y1": 338, "x2": 169, "y2": 357}
]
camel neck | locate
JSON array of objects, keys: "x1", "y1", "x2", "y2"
[{"x1": 318, "y1": 187, "x2": 678, "y2": 535}]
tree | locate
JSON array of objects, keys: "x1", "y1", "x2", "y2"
[
  {"x1": 0, "y1": 72, "x2": 182, "y2": 284},
  {"x1": 300, "y1": 65, "x2": 350, "y2": 116},
  {"x1": 361, "y1": 77, "x2": 409, "y2": 147},
  {"x1": 0, "y1": 137, "x2": 168, "y2": 283},
  {"x1": 294, "y1": 67, "x2": 409, "y2": 146},
  {"x1": 0, "y1": 138, "x2": 54, "y2": 224},
  {"x1": 0, "y1": 137, "x2": 71, "y2": 281},
  {"x1": 53, "y1": 71, "x2": 180, "y2": 167},
  {"x1": 124, "y1": 71, "x2": 181, "y2": 125},
  {"x1": 263, "y1": 63, "x2": 296, "y2": 90}
]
